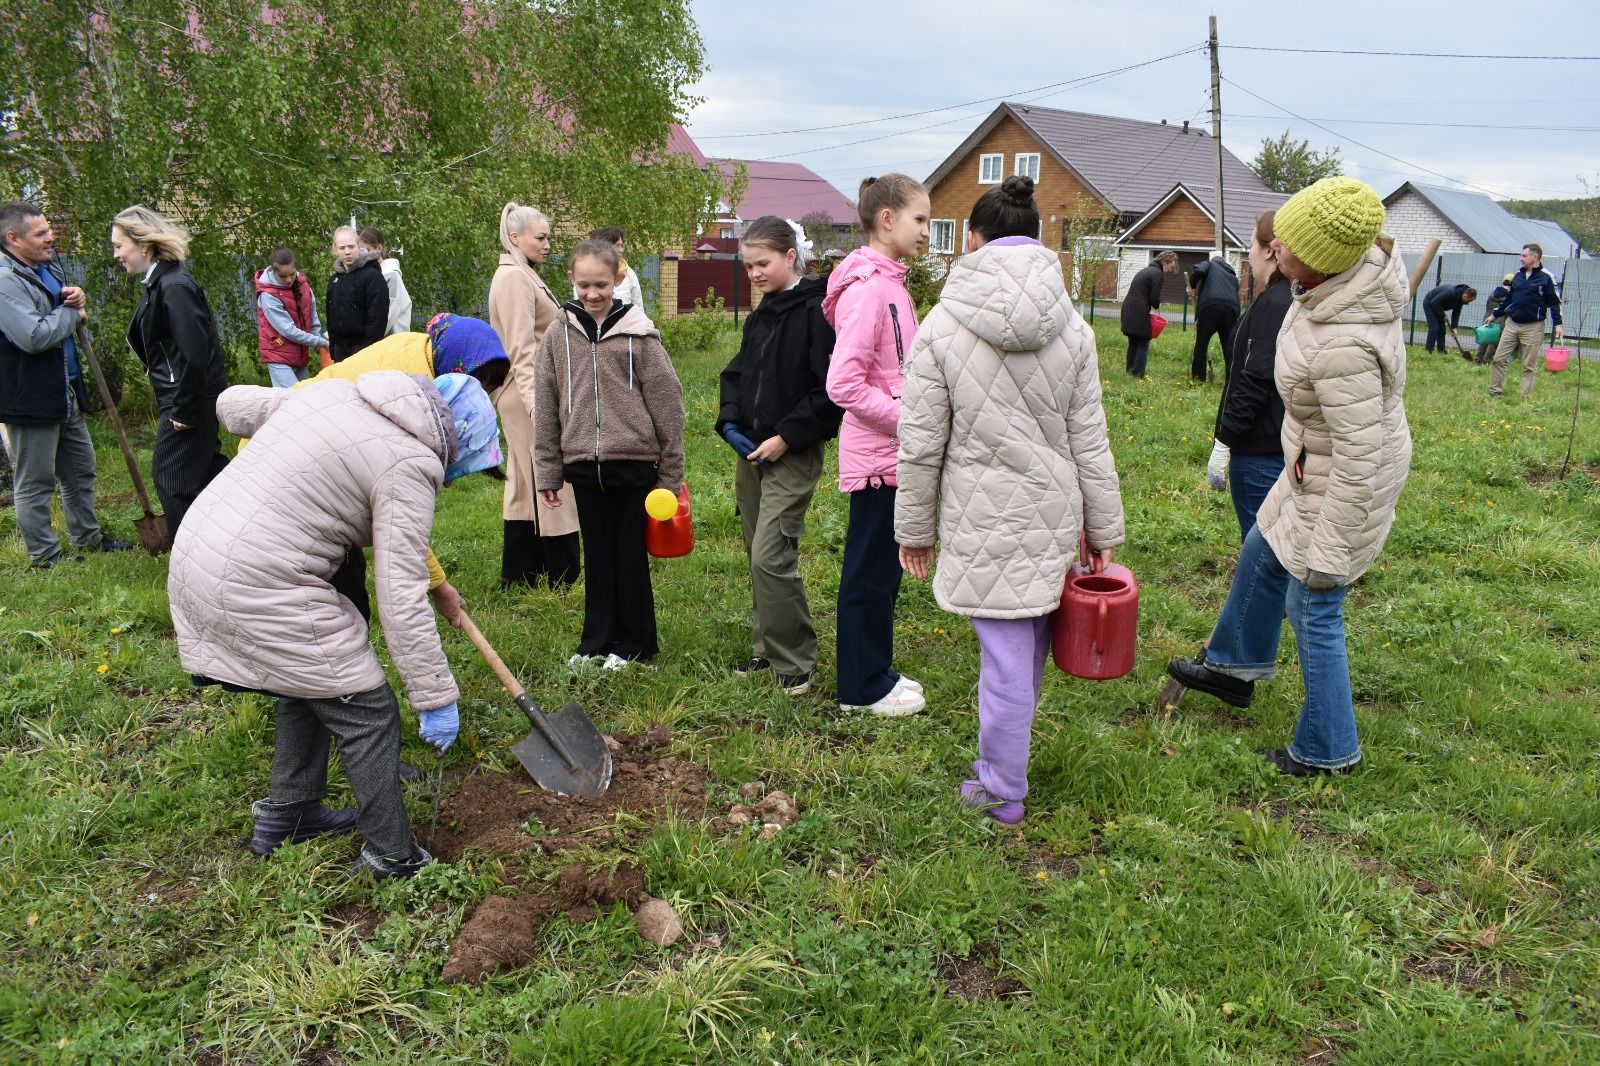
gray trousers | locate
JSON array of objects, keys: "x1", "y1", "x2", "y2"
[
  {"x1": 5, "y1": 401, "x2": 103, "y2": 565},
  {"x1": 267, "y1": 683, "x2": 415, "y2": 860},
  {"x1": 1488, "y1": 319, "x2": 1545, "y2": 397},
  {"x1": 735, "y1": 445, "x2": 823, "y2": 677}
]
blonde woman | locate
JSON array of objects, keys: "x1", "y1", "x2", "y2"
[
  {"x1": 487, "y1": 201, "x2": 579, "y2": 586},
  {"x1": 111, "y1": 205, "x2": 229, "y2": 535}
]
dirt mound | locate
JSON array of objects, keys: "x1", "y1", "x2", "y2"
[
  {"x1": 443, "y1": 862, "x2": 649, "y2": 985},
  {"x1": 937, "y1": 944, "x2": 1026, "y2": 1001},
  {"x1": 432, "y1": 732, "x2": 705, "y2": 862}
]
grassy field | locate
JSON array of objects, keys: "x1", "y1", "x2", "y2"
[{"x1": 2, "y1": 319, "x2": 1598, "y2": 1064}]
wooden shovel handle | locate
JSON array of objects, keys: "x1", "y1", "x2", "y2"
[
  {"x1": 455, "y1": 609, "x2": 527, "y2": 700},
  {"x1": 76, "y1": 325, "x2": 158, "y2": 516}
]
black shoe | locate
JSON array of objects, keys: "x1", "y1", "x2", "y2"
[
  {"x1": 1256, "y1": 748, "x2": 1351, "y2": 777},
  {"x1": 91, "y1": 538, "x2": 135, "y2": 552},
  {"x1": 1165, "y1": 658, "x2": 1255, "y2": 708},
  {"x1": 731, "y1": 657, "x2": 771, "y2": 678},
  {"x1": 353, "y1": 844, "x2": 434, "y2": 880},
  {"x1": 249, "y1": 801, "x2": 360, "y2": 856},
  {"x1": 397, "y1": 760, "x2": 423, "y2": 782},
  {"x1": 777, "y1": 673, "x2": 813, "y2": 697},
  {"x1": 29, "y1": 554, "x2": 85, "y2": 571}
]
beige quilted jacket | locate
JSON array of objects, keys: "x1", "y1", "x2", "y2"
[
  {"x1": 1256, "y1": 234, "x2": 1412, "y2": 584},
  {"x1": 895, "y1": 241, "x2": 1124, "y2": 618},
  {"x1": 169, "y1": 372, "x2": 460, "y2": 710}
]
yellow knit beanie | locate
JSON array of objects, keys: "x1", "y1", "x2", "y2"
[{"x1": 1274, "y1": 177, "x2": 1385, "y2": 277}]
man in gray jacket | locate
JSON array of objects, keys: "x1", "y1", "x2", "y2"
[{"x1": 0, "y1": 202, "x2": 130, "y2": 568}]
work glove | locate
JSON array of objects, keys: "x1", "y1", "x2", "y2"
[
  {"x1": 1304, "y1": 570, "x2": 1345, "y2": 592},
  {"x1": 720, "y1": 424, "x2": 758, "y2": 461},
  {"x1": 418, "y1": 702, "x2": 460, "y2": 752},
  {"x1": 1206, "y1": 440, "x2": 1230, "y2": 492}
]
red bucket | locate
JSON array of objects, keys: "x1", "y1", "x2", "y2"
[
  {"x1": 1051, "y1": 555, "x2": 1138, "y2": 681},
  {"x1": 1149, "y1": 313, "x2": 1168, "y2": 339},
  {"x1": 1545, "y1": 346, "x2": 1570, "y2": 372}
]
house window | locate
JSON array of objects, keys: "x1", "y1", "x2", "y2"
[
  {"x1": 978, "y1": 154, "x2": 1003, "y2": 184},
  {"x1": 1014, "y1": 153, "x2": 1040, "y2": 182},
  {"x1": 930, "y1": 219, "x2": 956, "y2": 255}
]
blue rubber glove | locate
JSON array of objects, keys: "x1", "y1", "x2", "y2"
[
  {"x1": 721, "y1": 424, "x2": 758, "y2": 460},
  {"x1": 418, "y1": 702, "x2": 460, "y2": 752}
]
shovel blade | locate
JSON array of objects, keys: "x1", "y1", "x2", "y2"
[
  {"x1": 135, "y1": 513, "x2": 171, "y2": 555},
  {"x1": 511, "y1": 701, "x2": 613, "y2": 799}
]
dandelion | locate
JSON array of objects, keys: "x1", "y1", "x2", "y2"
[
  {"x1": 110, "y1": 626, "x2": 122, "y2": 635},
  {"x1": 1098, "y1": 866, "x2": 1107, "y2": 877},
  {"x1": 1035, "y1": 870, "x2": 1049, "y2": 881},
  {"x1": 97, "y1": 664, "x2": 109, "y2": 675}
]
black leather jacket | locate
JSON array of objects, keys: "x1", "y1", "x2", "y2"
[{"x1": 127, "y1": 260, "x2": 229, "y2": 425}]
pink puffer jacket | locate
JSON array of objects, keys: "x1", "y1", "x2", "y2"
[{"x1": 822, "y1": 246, "x2": 918, "y2": 491}]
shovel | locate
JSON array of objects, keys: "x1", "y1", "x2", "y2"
[
  {"x1": 456, "y1": 609, "x2": 612, "y2": 799},
  {"x1": 76, "y1": 324, "x2": 170, "y2": 554}
]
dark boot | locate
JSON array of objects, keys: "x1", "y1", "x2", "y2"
[
  {"x1": 1165, "y1": 658, "x2": 1255, "y2": 708},
  {"x1": 249, "y1": 799, "x2": 359, "y2": 856},
  {"x1": 1256, "y1": 748, "x2": 1351, "y2": 777},
  {"x1": 353, "y1": 843, "x2": 434, "y2": 880}
]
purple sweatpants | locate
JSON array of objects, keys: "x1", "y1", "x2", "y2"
[{"x1": 970, "y1": 615, "x2": 1052, "y2": 802}]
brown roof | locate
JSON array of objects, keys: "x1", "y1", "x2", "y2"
[
  {"x1": 926, "y1": 102, "x2": 1275, "y2": 218},
  {"x1": 1118, "y1": 182, "x2": 1289, "y2": 247}
]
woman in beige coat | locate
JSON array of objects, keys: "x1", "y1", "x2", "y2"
[
  {"x1": 489, "y1": 201, "x2": 580, "y2": 586},
  {"x1": 1167, "y1": 177, "x2": 1412, "y2": 777},
  {"x1": 896, "y1": 176, "x2": 1125, "y2": 824}
]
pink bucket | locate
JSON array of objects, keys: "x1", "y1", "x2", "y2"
[{"x1": 1545, "y1": 346, "x2": 1570, "y2": 372}]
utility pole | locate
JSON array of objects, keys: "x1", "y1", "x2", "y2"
[{"x1": 1209, "y1": 15, "x2": 1226, "y2": 259}]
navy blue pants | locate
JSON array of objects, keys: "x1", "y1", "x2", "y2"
[
  {"x1": 1423, "y1": 303, "x2": 1448, "y2": 352},
  {"x1": 836, "y1": 485, "x2": 903, "y2": 705}
]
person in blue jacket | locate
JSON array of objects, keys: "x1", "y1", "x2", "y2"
[{"x1": 1485, "y1": 243, "x2": 1563, "y2": 398}]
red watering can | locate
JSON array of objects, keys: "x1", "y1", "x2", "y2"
[
  {"x1": 644, "y1": 482, "x2": 695, "y2": 558},
  {"x1": 1051, "y1": 538, "x2": 1138, "y2": 680}
]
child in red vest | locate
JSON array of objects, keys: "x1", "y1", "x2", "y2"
[{"x1": 254, "y1": 245, "x2": 328, "y2": 387}]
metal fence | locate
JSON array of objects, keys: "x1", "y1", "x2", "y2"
[{"x1": 1403, "y1": 252, "x2": 1597, "y2": 342}]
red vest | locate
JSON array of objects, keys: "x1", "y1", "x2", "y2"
[{"x1": 255, "y1": 271, "x2": 315, "y2": 367}]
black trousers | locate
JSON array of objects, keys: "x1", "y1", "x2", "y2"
[
  {"x1": 153, "y1": 410, "x2": 229, "y2": 536},
  {"x1": 836, "y1": 485, "x2": 903, "y2": 705},
  {"x1": 502, "y1": 521, "x2": 581, "y2": 588},
  {"x1": 1124, "y1": 334, "x2": 1151, "y2": 378},
  {"x1": 1192, "y1": 307, "x2": 1238, "y2": 381},
  {"x1": 571, "y1": 480, "x2": 657, "y2": 660}
]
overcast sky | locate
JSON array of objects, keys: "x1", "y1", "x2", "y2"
[{"x1": 683, "y1": 0, "x2": 1600, "y2": 205}]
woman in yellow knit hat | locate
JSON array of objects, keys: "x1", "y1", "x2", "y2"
[{"x1": 1167, "y1": 176, "x2": 1412, "y2": 776}]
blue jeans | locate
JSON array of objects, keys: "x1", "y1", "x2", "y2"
[
  {"x1": 1204, "y1": 526, "x2": 1361, "y2": 770},
  {"x1": 266, "y1": 363, "x2": 310, "y2": 388},
  {"x1": 1228, "y1": 452, "x2": 1284, "y2": 542}
]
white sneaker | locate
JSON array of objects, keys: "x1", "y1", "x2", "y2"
[
  {"x1": 842, "y1": 677, "x2": 925, "y2": 717},
  {"x1": 568, "y1": 653, "x2": 604, "y2": 672},
  {"x1": 897, "y1": 675, "x2": 924, "y2": 695},
  {"x1": 601, "y1": 653, "x2": 633, "y2": 671}
]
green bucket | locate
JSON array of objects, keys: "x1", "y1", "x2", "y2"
[{"x1": 1475, "y1": 323, "x2": 1503, "y2": 346}]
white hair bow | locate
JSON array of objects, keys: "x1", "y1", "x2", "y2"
[{"x1": 784, "y1": 218, "x2": 814, "y2": 267}]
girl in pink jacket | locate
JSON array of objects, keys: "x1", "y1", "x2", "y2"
[{"x1": 823, "y1": 173, "x2": 930, "y2": 716}]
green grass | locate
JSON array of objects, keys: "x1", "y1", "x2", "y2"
[{"x1": 3, "y1": 322, "x2": 1598, "y2": 1063}]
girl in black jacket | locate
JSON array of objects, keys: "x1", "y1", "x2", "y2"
[
  {"x1": 112, "y1": 206, "x2": 230, "y2": 536},
  {"x1": 716, "y1": 216, "x2": 844, "y2": 694},
  {"x1": 1207, "y1": 210, "x2": 1290, "y2": 540}
]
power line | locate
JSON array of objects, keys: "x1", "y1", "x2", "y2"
[
  {"x1": 1224, "y1": 44, "x2": 1600, "y2": 61},
  {"x1": 692, "y1": 43, "x2": 1204, "y2": 147},
  {"x1": 1229, "y1": 114, "x2": 1600, "y2": 133}
]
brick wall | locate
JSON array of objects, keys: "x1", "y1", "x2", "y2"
[{"x1": 1384, "y1": 191, "x2": 1478, "y2": 256}]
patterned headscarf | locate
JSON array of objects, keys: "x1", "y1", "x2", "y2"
[
  {"x1": 426, "y1": 312, "x2": 510, "y2": 377},
  {"x1": 432, "y1": 373, "x2": 502, "y2": 483}
]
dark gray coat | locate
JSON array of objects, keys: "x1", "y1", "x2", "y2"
[{"x1": 1120, "y1": 261, "x2": 1166, "y2": 338}]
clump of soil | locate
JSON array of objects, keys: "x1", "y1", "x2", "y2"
[
  {"x1": 432, "y1": 731, "x2": 705, "y2": 862},
  {"x1": 937, "y1": 943, "x2": 1026, "y2": 1001},
  {"x1": 326, "y1": 901, "x2": 383, "y2": 940},
  {"x1": 634, "y1": 899, "x2": 685, "y2": 947},
  {"x1": 443, "y1": 862, "x2": 649, "y2": 985},
  {"x1": 710, "y1": 783, "x2": 802, "y2": 837}
]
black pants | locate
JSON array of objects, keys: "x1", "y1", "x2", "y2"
[
  {"x1": 1192, "y1": 307, "x2": 1238, "y2": 381},
  {"x1": 502, "y1": 521, "x2": 580, "y2": 588},
  {"x1": 1124, "y1": 334, "x2": 1151, "y2": 378},
  {"x1": 1423, "y1": 304, "x2": 1448, "y2": 352},
  {"x1": 570, "y1": 474, "x2": 657, "y2": 660},
  {"x1": 267, "y1": 682, "x2": 413, "y2": 860},
  {"x1": 836, "y1": 485, "x2": 903, "y2": 705},
  {"x1": 153, "y1": 410, "x2": 229, "y2": 537}
]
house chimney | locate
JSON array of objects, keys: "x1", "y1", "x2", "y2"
[
  {"x1": 1161, "y1": 119, "x2": 1168, "y2": 125},
  {"x1": 1182, "y1": 120, "x2": 1190, "y2": 134}
]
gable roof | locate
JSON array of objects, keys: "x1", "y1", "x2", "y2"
[
  {"x1": 665, "y1": 123, "x2": 708, "y2": 168},
  {"x1": 1384, "y1": 181, "x2": 1581, "y2": 256},
  {"x1": 1118, "y1": 181, "x2": 1290, "y2": 247},
  {"x1": 925, "y1": 102, "x2": 1275, "y2": 216},
  {"x1": 709, "y1": 159, "x2": 857, "y2": 226}
]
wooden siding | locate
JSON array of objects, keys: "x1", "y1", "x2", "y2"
[
  {"x1": 1132, "y1": 196, "x2": 1216, "y2": 246},
  {"x1": 926, "y1": 115, "x2": 1104, "y2": 251}
]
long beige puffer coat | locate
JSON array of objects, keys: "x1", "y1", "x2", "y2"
[
  {"x1": 1256, "y1": 234, "x2": 1412, "y2": 584},
  {"x1": 895, "y1": 241, "x2": 1124, "y2": 619},
  {"x1": 168, "y1": 371, "x2": 460, "y2": 710}
]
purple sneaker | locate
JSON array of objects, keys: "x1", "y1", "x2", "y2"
[{"x1": 959, "y1": 780, "x2": 1024, "y2": 825}]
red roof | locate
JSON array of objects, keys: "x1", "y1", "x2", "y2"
[
  {"x1": 665, "y1": 123, "x2": 708, "y2": 168},
  {"x1": 709, "y1": 159, "x2": 856, "y2": 226}
]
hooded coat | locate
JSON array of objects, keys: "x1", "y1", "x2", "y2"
[
  {"x1": 1120, "y1": 260, "x2": 1166, "y2": 338},
  {"x1": 716, "y1": 275, "x2": 843, "y2": 451},
  {"x1": 168, "y1": 371, "x2": 460, "y2": 709},
  {"x1": 1255, "y1": 234, "x2": 1412, "y2": 585},
  {"x1": 325, "y1": 251, "x2": 389, "y2": 361},
  {"x1": 895, "y1": 241, "x2": 1125, "y2": 618},
  {"x1": 531, "y1": 301, "x2": 685, "y2": 492},
  {"x1": 822, "y1": 246, "x2": 918, "y2": 491}
]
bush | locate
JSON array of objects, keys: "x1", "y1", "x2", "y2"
[{"x1": 657, "y1": 288, "x2": 737, "y2": 357}]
